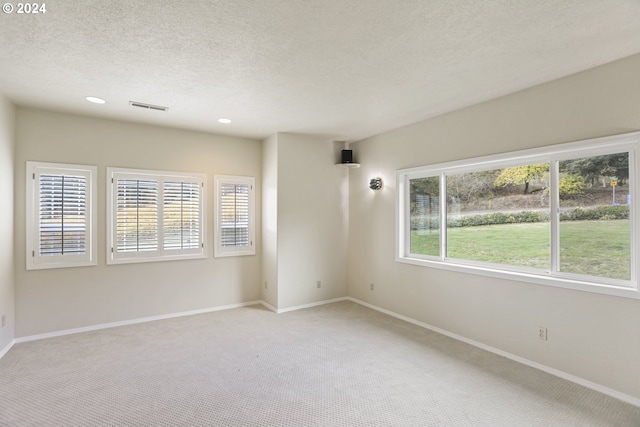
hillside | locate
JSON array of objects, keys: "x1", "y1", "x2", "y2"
[{"x1": 458, "y1": 186, "x2": 629, "y2": 212}]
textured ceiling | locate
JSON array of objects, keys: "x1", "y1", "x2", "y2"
[{"x1": 2, "y1": 0, "x2": 640, "y2": 141}]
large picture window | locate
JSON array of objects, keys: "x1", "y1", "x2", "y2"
[
  {"x1": 107, "y1": 168, "x2": 206, "y2": 264},
  {"x1": 398, "y1": 132, "x2": 639, "y2": 298},
  {"x1": 26, "y1": 162, "x2": 97, "y2": 270}
]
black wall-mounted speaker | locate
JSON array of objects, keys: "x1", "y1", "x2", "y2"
[{"x1": 341, "y1": 149, "x2": 353, "y2": 163}]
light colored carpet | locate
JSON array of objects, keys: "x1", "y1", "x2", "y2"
[{"x1": 0, "y1": 301, "x2": 639, "y2": 426}]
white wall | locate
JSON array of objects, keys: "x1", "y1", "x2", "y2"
[
  {"x1": 348, "y1": 53, "x2": 640, "y2": 400},
  {"x1": 276, "y1": 134, "x2": 349, "y2": 308},
  {"x1": 14, "y1": 108, "x2": 262, "y2": 337},
  {"x1": 262, "y1": 133, "x2": 348, "y2": 310},
  {"x1": 0, "y1": 96, "x2": 15, "y2": 352}
]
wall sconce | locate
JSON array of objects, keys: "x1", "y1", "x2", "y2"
[{"x1": 369, "y1": 177, "x2": 383, "y2": 190}]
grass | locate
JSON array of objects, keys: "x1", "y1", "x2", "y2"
[
  {"x1": 559, "y1": 220, "x2": 630, "y2": 280},
  {"x1": 411, "y1": 220, "x2": 630, "y2": 280}
]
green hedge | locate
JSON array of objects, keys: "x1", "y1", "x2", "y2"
[
  {"x1": 559, "y1": 205, "x2": 628, "y2": 221},
  {"x1": 411, "y1": 205, "x2": 628, "y2": 230}
]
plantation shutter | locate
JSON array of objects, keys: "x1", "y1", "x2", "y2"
[
  {"x1": 215, "y1": 175, "x2": 254, "y2": 257},
  {"x1": 108, "y1": 168, "x2": 206, "y2": 264},
  {"x1": 220, "y1": 183, "x2": 250, "y2": 247},
  {"x1": 27, "y1": 162, "x2": 97, "y2": 270},
  {"x1": 116, "y1": 178, "x2": 159, "y2": 252},
  {"x1": 38, "y1": 173, "x2": 87, "y2": 256},
  {"x1": 164, "y1": 181, "x2": 201, "y2": 250}
]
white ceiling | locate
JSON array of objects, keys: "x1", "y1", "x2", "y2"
[{"x1": 2, "y1": 0, "x2": 640, "y2": 142}]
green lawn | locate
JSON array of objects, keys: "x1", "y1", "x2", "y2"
[{"x1": 411, "y1": 220, "x2": 630, "y2": 280}]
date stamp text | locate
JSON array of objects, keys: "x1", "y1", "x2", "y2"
[{"x1": 3, "y1": 3, "x2": 46, "y2": 14}]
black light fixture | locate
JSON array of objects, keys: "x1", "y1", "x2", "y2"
[
  {"x1": 336, "y1": 148, "x2": 360, "y2": 168},
  {"x1": 341, "y1": 149, "x2": 353, "y2": 163},
  {"x1": 369, "y1": 177, "x2": 383, "y2": 190}
]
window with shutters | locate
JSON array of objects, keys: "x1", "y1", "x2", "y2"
[
  {"x1": 107, "y1": 168, "x2": 206, "y2": 264},
  {"x1": 26, "y1": 162, "x2": 97, "y2": 270},
  {"x1": 214, "y1": 175, "x2": 255, "y2": 257}
]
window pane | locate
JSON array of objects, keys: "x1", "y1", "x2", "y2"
[
  {"x1": 409, "y1": 177, "x2": 440, "y2": 256},
  {"x1": 164, "y1": 181, "x2": 201, "y2": 250},
  {"x1": 39, "y1": 174, "x2": 87, "y2": 256},
  {"x1": 116, "y1": 179, "x2": 158, "y2": 252},
  {"x1": 446, "y1": 165, "x2": 550, "y2": 269},
  {"x1": 220, "y1": 183, "x2": 250, "y2": 247},
  {"x1": 559, "y1": 153, "x2": 630, "y2": 280}
]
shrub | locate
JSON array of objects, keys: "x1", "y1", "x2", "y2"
[
  {"x1": 559, "y1": 174, "x2": 586, "y2": 198},
  {"x1": 410, "y1": 205, "x2": 627, "y2": 231},
  {"x1": 560, "y1": 205, "x2": 628, "y2": 221}
]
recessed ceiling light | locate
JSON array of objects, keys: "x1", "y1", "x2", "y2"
[
  {"x1": 85, "y1": 96, "x2": 106, "y2": 104},
  {"x1": 218, "y1": 118, "x2": 232, "y2": 124}
]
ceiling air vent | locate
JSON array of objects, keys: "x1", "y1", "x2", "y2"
[{"x1": 129, "y1": 101, "x2": 169, "y2": 112}]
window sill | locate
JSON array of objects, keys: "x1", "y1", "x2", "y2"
[
  {"x1": 27, "y1": 259, "x2": 97, "y2": 270},
  {"x1": 213, "y1": 250, "x2": 256, "y2": 258},
  {"x1": 396, "y1": 256, "x2": 640, "y2": 300},
  {"x1": 107, "y1": 253, "x2": 207, "y2": 265}
]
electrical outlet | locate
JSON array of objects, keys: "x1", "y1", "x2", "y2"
[
  {"x1": 538, "y1": 326, "x2": 547, "y2": 341},
  {"x1": 1, "y1": 315, "x2": 5, "y2": 327},
  {"x1": 316, "y1": 280, "x2": 321, "y2": 288},
  {"x1": 370, "y1": 283, "x2": 375, "y2": 291}
]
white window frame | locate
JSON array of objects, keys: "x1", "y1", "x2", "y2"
[
  {"x1": 397, "y1": 132, "x2": 640, "y2": 299},
  {"x1": 214, "y1": 175, "x2": 256, "y2": 257},
  {"x1": 107, "y1": 167, "x2": 207, "y2": 265},
  {"x1": 26, "y1": 161, "x2": 97, "y2": 270}
]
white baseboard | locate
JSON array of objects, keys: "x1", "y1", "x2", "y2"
[
  {"x1": 346, "y1": 297, "x2": 640, "y2": 408},
  {"x1": 15, "y1": 301, "x2": 263, "y2": 343},
  {"x1": 274, "y1": 297, "x2": 349, "y2": 314},
  {"x1": 260, "y1": 300, "x2": 278, "y2": 313},
  {"x1": 0, "y1": 339, "x2": 15, "y2": 359},
  {"x1": 13, "y1": 297, "x2": 347, "y2": 344}
]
